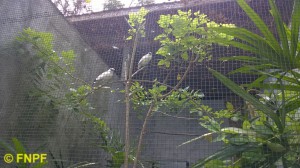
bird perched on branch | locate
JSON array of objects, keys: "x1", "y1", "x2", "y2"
[
  {"x1": 138, "y1": 52, "x2": 152, "y2": 69},
  {"x1": 93, "y1": 68, "x2": 115, "y2": 86}
]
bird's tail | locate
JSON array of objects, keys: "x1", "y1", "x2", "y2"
[{"x1": 92, "y1": 80, "x2": 97, "y2": 87}]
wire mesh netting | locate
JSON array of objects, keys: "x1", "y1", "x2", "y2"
[{"x1": 0, "y1": 0, "x2": 299, "y2": 167}]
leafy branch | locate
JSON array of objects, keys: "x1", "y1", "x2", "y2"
[
  {"x1": 128, "y1": 9, "x2": 234, "y2": 167},
  {"x1": 181, "y1": 0, "x2": 300, "y2": 167},
  {"x1": 124, "y1": 7, "x2": 149, "y2": 168},
  {"x1": 15, "y1": 28, "x2": 127, "y2": 168}
]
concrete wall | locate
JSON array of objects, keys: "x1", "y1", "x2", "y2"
[
  {"x1": 0, "y1": 0, "x2": 124, "y2": 167},
  {"x1": 140, "y1": 100, "x2": 226, "y2": 168}
]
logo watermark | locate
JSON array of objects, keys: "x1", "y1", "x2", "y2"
[
  {"x1": 3, "y1": 154, "x2": 13, "y2": 163},
  {"x1": 3, "y1": 153, "x2": 47, "y2": 164}
]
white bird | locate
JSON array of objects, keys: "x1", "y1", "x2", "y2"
[
  {"x1": 112, "y1": 46, "x2": 119, "y2": 50},
  {"x1": 93, "y1": 68, "x2": 115, "y2": 86},
  {"x1": 138, "y1": 52, "x2": 152, "y2": 69}
]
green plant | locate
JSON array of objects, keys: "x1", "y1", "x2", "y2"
[
  {"x1": 52, "y1": 0, "x2": 92, "y2": 16},
  {"x1": 103, "y1": 0, "x2": 124, "y2": 11},
  {"x1": 81, "y1": 112, "x2": 136, "y2": 168},
  {"x1": 155, "y1": 10, "x2": 234, "y2": 68},
  {"x1": 13, "y1": 28, "x2": 80, "y2": 139},
  {"x1": 15, "y1": 28, "x2": 84, "y2": 108},
  {"x1": 123, "y1": 7, "x2": 149, "y2": 168},
  {"x1": 15, "y1": 28, "x2": 126, "y2": 168},
  {"x1": 123, "y1": 8, "x2": 235, "y2": 168},
  {"x1": 182, "y1": 0, "x2": 300, "y2": 167}
]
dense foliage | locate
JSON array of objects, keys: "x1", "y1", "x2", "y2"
[
  {"x1": 183, "y1": 0, "x2": 300, "y2": 167},
  {"x1": 2, "y1": 28, "x2": 128, "y2": 168},
  {"x1": 52, "y1": 0, "x2": 92, "y2": 16},
  {"x1": 103, "y1": 0, "x2": 125, "y2": 11},
  {"x1": 124, "y1": 7, "x2": 235, "y2": 168}
]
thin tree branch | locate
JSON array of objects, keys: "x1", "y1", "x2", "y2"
[
  {"x1": 161, "y1": 55, "x2": 199, "y2": 98},
  {"x1": 124, "y1": 17, "x2": 134, "y2": 29},
  {"x1": 170, "y1": 63, "x2": 191, "y2": 91},
  {"x1": 124, "y1": 21, "x2": 142, "y2": 168},
  {"x1": 133, "y1": 102, "x2": 155, "y2": 168},
  {"x1": 132, "y1": 66, "x2": 145, "y2": 77},
  {"x1": 163, "y1": 68, "x2": 173, "y2": 84},
  {"x1": 132, "y1": 79, "x2": 174, "y2": 89},
  {"x1": 78, "y1": 84, "x2": 111, "y2": 103},
  {"x1": 133, "y1": 55, "x2": 200, "y2": 167},
  {"x1": 155, "y1": 111, "x2": 198, "y2": 120}
]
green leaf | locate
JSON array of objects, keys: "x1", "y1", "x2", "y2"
[
  {"x1": 61, "y1": 50, "x2": 75, "y2": 63},
  {"x1": 252, "y1": 125, "x2": 274, "y2": 135},
  {"x1": 111, "y1": 152, "x2": 125, "y2": 168},
  {"x1": 246, "y1": 75, "x2": 269, "y2": 89},
  {"x1": 206, "y1": 38, "x2": 278, "y2": 65},
  {"x1": 181, "y1": 52, "x2": 188, "y2": 61},
  {"x1": 266, "y1": 141, "x2": 286, "y2": 152},
  {"x1": 290, "y1": 0, "x2": 300, "y2": 57},
  {"x1": 244, "y1": 83, "x2": 300, "y2": 92},
  {"x1": 12, "y1": 138, "x2": 26, "y2": 154},
  {"x1": 157, "y1": 15, "x2": 171, "y2": 28},
  {"x1": 242, "y1": 120, "x2": 251, "y2": 130},
  {"x1": 204, "y1": 160, "x2": 225, "y2": 168},
  {"x1": 229, "y1": 137, "x2": 255, "y2": 145},
  {"x1": 207, "y1": 27, "x2": 286, "y2": 68},
  {"x1": 236, "y1": 0, "x2": 281, "y2": 52},
  {"x1": 221, "y1": 127, "x2": 256, "y2": 136},
  {"x1": 158, "y1": 85, "x2": 167, "y2": 91},
  {"x1": 225, "y1": 102, "x2": 234, "y2": 111},
  {"x1": 178, "y1": 132, "x2": 215, "y2": 147},
  {"x1": 165, "y1": 61, "x2": 170, "y2": 68},
  {"x1": 219, "y1": 56, "x2": 260, "y2": 62},
  {"x1": 12, "y1": 138, "x2": 27, "y2": 168},
  {"x1": 278, "y1": 98, "x2": 300, "y2": 115},
  {"x1": 126, "y1": 36, "x2": 132, "y2": 40},
  {"x1": 192, "y1": 143, "x2": 258, "y2": 168},
  {"x1": 200, "y1": 118, "x2": 221, "y2": 132},
  {"x1": 157, "y1": 60, "x2": 165, "y2": 66},
  {"x1": 208, "y1": 68, "x2": 283, "y2": 132},
  {"x1": 269, "y1": 0, "x2": 290, "y2": 58},
  {"x1": 209, "y1": 27, "x2": 275, "y2": 53},
  {"x1": 80, "y1": 112, "x2": 108, "y2": 131},
  {"x1": 156, "y1": 47, "x2": 169, "y2": 57},
  {"x1": 242, "y1": 150, "x2": 265, "y2": 162}
]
